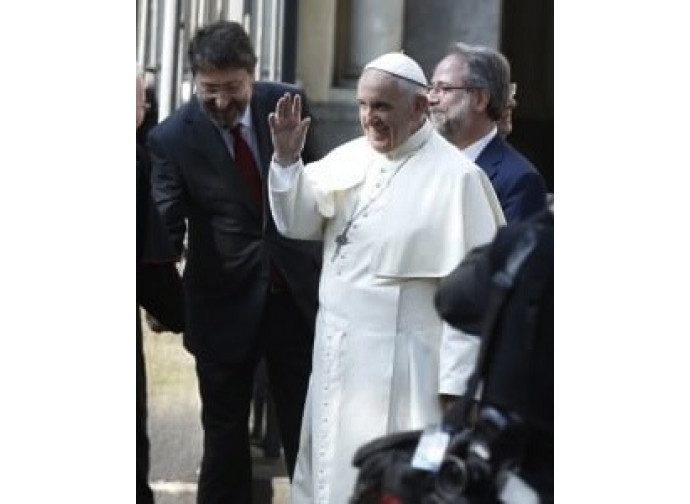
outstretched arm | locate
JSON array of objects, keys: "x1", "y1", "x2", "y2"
[{"x1": 267, "y1": 93, "x2": 325, "y2": 240}]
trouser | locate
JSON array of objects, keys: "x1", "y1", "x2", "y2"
[
  {"x1": 195, "y1": 291, "x2": 313, "y2": 504},
  {"x1": 251, "y1": 359, "x2": 282, "y2": 457},
  {"x1": 137, "y1": 310, "x2": 154, "y2": 504}
]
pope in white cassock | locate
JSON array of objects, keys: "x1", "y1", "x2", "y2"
[{"x1": 267, "y1": 52, "x2": 505, "y2": 504}]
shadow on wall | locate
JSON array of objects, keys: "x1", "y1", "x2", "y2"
[{"x1": 309, "y1": 102, "x2": 361, "y2": 157}]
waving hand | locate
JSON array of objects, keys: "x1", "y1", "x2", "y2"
[{"x1": 268, "y1": 93, "x2": 312, "y2": 167}]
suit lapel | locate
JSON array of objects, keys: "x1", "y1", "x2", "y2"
[
  {"x1": 249, "y1": 85, "x2": 274, "y2": 176},
  {"x1": 475, "y1": 135, "x2": 505, "y2": 181},
  {"x1": 183, "y1": 97, "x2": 261, "y2": 219}
]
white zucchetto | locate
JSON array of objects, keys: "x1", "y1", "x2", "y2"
[{"x1": 363, "y1": 52, "x2": 428, "y2": 87}]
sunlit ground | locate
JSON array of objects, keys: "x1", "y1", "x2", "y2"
[{"x1": 141, "y1": 312, "x2": 289, "y2": 503}]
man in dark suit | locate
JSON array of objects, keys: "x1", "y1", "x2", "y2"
[
  {"x1": 137, "y1": 71, "x2": 185, "y2": 504},
  {"x1": 428, "y1": 43, "x2": 548, "y2": 223},
  {"x1": 147, "y1": 21, "x2": 322, "y2": 504}
]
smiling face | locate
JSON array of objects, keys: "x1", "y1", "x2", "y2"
[
  {"x1": 356, "y1": 69, "x2": 426, "y2": 153},
  {"x1": 195, "y1": 66, "x2": 254, "y2": 128},
  {"x1": 427, "y1": 54, "x2": 477, "y2": 142}
]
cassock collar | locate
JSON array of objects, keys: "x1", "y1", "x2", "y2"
[{"x1": 379, "y1": 119, "x2": 433, "y2": 161}]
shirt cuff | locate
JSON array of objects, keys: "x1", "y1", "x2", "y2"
[
  {"x1": 269, "y1": 157, "x2": 302, "y2": 192},
  {"x1": 438, "y1": 324, "x2": 481, "y2": 396}
]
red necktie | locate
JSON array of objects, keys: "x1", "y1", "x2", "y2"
[
  {"x1": 230, "y1": 124, "x2": 263, "y2": 214},
  {"x1": 230, "y1": 124, "x2": 287, "y2": 291}
]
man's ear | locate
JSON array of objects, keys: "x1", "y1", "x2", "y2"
[{"x1": 413, "y1": 93, "x2": 429, "y2": 119}]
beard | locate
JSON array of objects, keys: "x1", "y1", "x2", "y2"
[
  {"x1": 201, "y1": 97, "x2": 249, "y2": 128},
  {"x1": 429, "y1": 106, "x2": 468, "y2": 141},
  {"x1": 429, "y1": 110, "x2": 453, "y2": 138}
]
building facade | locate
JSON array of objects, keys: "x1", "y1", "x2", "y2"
[{"x1": 137, "y1": 0, "x2": 553, "y2": 190}]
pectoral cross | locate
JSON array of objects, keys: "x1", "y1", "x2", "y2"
[{"x1": 331, "y1": 220, "x2": 353, "y2": 262}]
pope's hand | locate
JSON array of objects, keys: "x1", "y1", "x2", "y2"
[{"x1": 268, "y1": 93, "x2": 312, "y2": 167}]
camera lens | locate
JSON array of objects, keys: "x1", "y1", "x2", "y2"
[{"x1": 434, "y1": 454, "x2": 467, "y2": 499}]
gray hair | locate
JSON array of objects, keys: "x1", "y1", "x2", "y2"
[
  {"x1": 395, "y1": 76, "x2": 428, "y2": 106},
  {"x1": 396, "y1": 76, "x2": 427, "y2": 97},
  {"x1": 448, "y1": 42, "x2": 510, "y2": 121}
]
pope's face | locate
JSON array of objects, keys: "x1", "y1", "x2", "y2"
[
  {"x1": 195, "y1": 66, "x2": 254, "y2": 128},
  {"x1": 356, "y1": 70, "x2": 421, "y2": 153}
]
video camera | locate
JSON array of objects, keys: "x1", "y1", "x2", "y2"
[
  {"x1": 349, "y1": 404, "x2": 539, "y2": 504},
  {"x1": 349, "y1": 210, "x2": 553, "y2": 504}
]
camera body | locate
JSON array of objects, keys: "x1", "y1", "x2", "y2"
[
  {"x1": 349, "y1": 405, "x2": 537, "y2": 504},
  {"x1": 350, "y1": 211, "x2": 554, "y2": 504}
]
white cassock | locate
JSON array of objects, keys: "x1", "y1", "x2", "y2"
[{"x1": 269, "y1": 120, "x2": 505, "y2": 504}]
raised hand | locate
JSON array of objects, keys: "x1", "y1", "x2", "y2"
[{"x1": 268, "y1": 93, "x2": 312, "y2": 166}]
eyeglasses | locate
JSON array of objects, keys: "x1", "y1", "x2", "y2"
[
  {"x1": 428, "y1": 83, "x2": 480, "y2": 95},
  {"x1": 196, "y1": 80, "x2": 249, "y2": 100}
]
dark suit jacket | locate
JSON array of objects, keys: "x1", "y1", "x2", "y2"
[
  {"x1": 475, "y1": 134, "x2": 548, "y2": 224},
  {"x1": 137, "y1": 143, "x2": 184, "y2": 333},
  {"x1": 148, "y1": 81, "x2": 322, "y2": 362}
]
